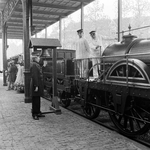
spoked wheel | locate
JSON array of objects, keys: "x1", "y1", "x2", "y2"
[
  {"x1": 109, "y1": 96, "x2": 150, "y2": 137},
  {"x1": 83, "y1": 91, "x2": 101, "y2": 119},
  {"x1": 60, "y1": 92, "x2": 71, "y2": 108}
]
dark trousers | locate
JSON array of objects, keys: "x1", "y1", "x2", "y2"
[{"x1": 32, "y1": 96, "x2": 41, "y2": 116}]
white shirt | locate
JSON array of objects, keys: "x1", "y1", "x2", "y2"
[
  {"x1": 90, "y1": 36, "x2": 104, "y2": 57},
  {"x1": 76, "y1": 37, "x2": 90, "y2": 59}
]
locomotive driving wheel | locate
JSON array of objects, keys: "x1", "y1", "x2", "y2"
[
  {"x1": 83, "y1": 91, "x2": 101, "y2": 119},
  {"x1": 108, "y1": 95, "x2": 150, "y2": 137},
  {"x1": 60, "y1": 91, "x2": 71, "y2": 108}
]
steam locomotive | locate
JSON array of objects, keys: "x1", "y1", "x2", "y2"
[{"x1": 42, "y1": 33, "x2": 150, "y2": 138}]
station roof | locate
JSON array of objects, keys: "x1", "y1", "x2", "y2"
[{"x1": 0, "y1": 0, "x2": 94, "y2": 39}]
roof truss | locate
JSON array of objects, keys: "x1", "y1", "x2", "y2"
[{"x1": 0, "y1": 0, "x2": 95, "y2": 39}]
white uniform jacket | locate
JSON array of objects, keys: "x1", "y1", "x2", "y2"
[
  {"x1": 76, "y1": 37, "x2": 90, "y2": 59},
  {"x1": 90, "y1": 37, "x2": 104, "y2": 57}
]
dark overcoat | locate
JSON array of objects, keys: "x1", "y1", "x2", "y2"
[
  {"x1": 8, "y1": 64, "x2": 17, "y2": 82},
  {"x1": 30, "y1": 61, "x2": 44, "y2": 97}
]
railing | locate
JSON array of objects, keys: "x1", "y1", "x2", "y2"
[{"x1": 74, "y1": 51, "x2": 150, "y2": 87}]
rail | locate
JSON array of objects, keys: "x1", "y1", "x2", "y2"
[{"x1": 117, "y1": 25, "x2": 150, "y2": 34}]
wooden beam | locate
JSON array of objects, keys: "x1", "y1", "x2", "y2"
[
  {"x1": 8, "y1": 19, "x2": 53, "y2": 25},
  {"x1": 0, "y1": 36, "x2": 22, "y2": 39},
  {"x1": 7, "y1": 28, "x2": 23, "y2": 32},
  {"x1": 12, "y1": 14, "x2": 56, "y2": 19},
  {"x1": 32, "y1": 2, "x2": 76, "y2": 11},
  {"x1": 33, "y1": 16, "x2": 58, "y2": 21},
  {"x1": 14, "y1": 8, "x2": 67, "y2": 17},
  {"x1": 8, "y1": 26, "x2": 43, "y2": 30},
  {"x1": 70, "y1": 0, "x2": 93, "y2": 3},
  {"x1": 0, "y1": 33, "x2": 23, "y2": 38},
  {"x1": 7, "y1": 23, "x2": 22, "y2": 27},
  {"x1": 11, "y1": 14, "x2": 58, "y2": 21},
  {"x1": 8, "y1": 19, "x2": 23, "y2": 24},
  {"x1": 7, "y1": 32, "x2": 22, "y2": 36},
  {"x1": 32, "y1": 10, "x2": 67, "y2": 17},
  {"x1": 7, "y1": 31, "x2": 23, "y2": 35},
  {"x1": 7, "y1": 23, "x2": 45, "y2": 28},
  {"x1": 10, "y1": 14, "x2": 23, "y2": 18},
  {"x1": 8, "y1": 26, "x2": 23, "y2": 29}
]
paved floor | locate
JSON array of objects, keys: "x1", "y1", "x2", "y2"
[{"x1": 0, "y1": 76, "x2": 149, "y2": 150}]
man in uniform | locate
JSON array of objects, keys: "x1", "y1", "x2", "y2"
[
  {"x1": 30, "y1": 54, "x2": 45, "y2": 120},
  {"x1": 76, "y1": 29, "x2": 90, "y2": 78},
  {"x1": 89, "y1": 30, "x2": 104, "y2": 78}
]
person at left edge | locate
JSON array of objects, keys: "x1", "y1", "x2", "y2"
[{"x1": 30, "y1": 55, "x2": 45, "y2": 120}]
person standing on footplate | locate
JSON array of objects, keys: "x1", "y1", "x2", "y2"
[
  {"x1": 89, "y1": 30, "x2": 104, "y2": 78},
  {"x1": 76, "y1": 29, "x2": 90, "y2": 78}
]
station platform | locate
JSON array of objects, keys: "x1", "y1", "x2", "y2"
[{"x1": 0, "y1": 76, "x2": 149, "y2": 150}]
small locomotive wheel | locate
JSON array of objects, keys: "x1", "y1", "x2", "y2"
[
  {"x1": 60, "y1": 91, "x2": 71, "y2": 108},
  {"x1": 109, "y1": 96, "x2": 150, "y2": 137},
  {"x1": 83, "y1": 91, "x2": 101, "y2": 119}
]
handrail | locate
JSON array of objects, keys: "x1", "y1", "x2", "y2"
[
  {"x1": 75, "y1": 51, "x2": 150, "y2": 61},
  {"x1": 116, "y1": 25, "x2": 150, "y2": 34},
  {"x1": 74, "y1": 51, "x2": 150, "y2": 88}
]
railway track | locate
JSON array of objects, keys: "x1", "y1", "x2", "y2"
[
  {"x1": 68, "y1": 102, "x2": 150, "y2": 148},
  {"x1": 43, "y1": 96, "x2": 150, "y2": 148}
]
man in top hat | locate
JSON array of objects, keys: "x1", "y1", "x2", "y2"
[
  {"x1": 76, "y1": 29, "x2": 90, "y2": 78},
  {"x1": 89, "y1": 30, "x2": 104, "y2": 78}
]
